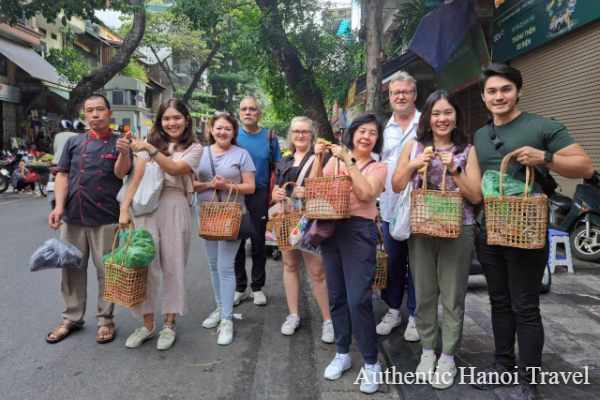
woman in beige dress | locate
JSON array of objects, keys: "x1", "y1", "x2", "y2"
[{"x1": 119, "y1": 98, "x2": 203, "y2": 351}]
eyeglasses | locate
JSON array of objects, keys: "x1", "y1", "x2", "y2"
[
  {"x1": 214, "y1": 111, "x2": 231, "y2": 117},
  {"x1": 240, "y1": 107, "x2": 258, "y2": 113},
  {"x1": 390, "y1": 90, "x2": 416, "y2": 98},
  {"x1": 291, "y1": 130, "x2": 312, "y2": 136}
]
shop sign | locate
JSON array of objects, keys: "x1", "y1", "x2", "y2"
[
  {"x1": 493, "y1": 0, "x2": 600, "y2": 62},
  {"x1": 0, "y1": 83, "x2": 20, "y2": 103}
]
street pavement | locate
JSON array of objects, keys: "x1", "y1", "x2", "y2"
[
  {"x1": 375, "y1": 252, "x2": 600, "y2": 399},
  {"x1": 2, "y1": 192, "x2": 599, "y2": 399},
  {"x1": 0, "y1": 194, "x2": 395, "y2": 400}
]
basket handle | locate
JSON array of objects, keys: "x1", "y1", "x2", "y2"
[
  {"x1": 309, "y1": 153, "x2": 324, "y2": 178},
  {"x1": 280, "y1": 182, "x2": 297, "y2": 215},
  {"x1": 110, "y1": 223, "x2": 135, "y2": 268},
  {"x1": 375, "y1": 215, "x2": 385, "y2": 251},
  {"x1": 420, "y1": 162, "x2": 429, "y2": 193},
  {"x1": 224, "y1": 180, "x2": 239, "y2": 203},
  {"x1": 419, "y1": 157, "x2": 449, "y2": 194},
  {"x1": 498, "y1": 154, "x2": 535, "y2": 198}
]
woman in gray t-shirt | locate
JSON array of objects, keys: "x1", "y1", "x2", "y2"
[{"x1": 194, "y1": 113, "x2": 255, "y2": 345}]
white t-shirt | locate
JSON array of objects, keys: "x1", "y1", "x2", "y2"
[{"x1": 379, "y1": 111, "x2": 421, "y2": 223}]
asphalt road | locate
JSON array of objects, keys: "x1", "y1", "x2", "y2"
[{"x1": 0, "y1": 195, "x2": 344, "y2": 400}]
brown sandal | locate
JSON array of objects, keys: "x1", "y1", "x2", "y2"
[
  {"x1": 46, "y1": 322, "x2": 80, "y2": 344},
  {"x1": 96, "y1": 324, "x2": 116, "y2": 344}
]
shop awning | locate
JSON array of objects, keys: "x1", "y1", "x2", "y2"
[
  {"x1": 408, "y1": 0, "x2": 477, "y2": 71},
  {"x1": 0, "y1": 36, "x2": 68, "y2": 87},
  {"x1": 49, "y1": 87, "x2": 70, "y2": 100}
]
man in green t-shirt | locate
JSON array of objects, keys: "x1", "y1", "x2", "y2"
[{"x1": 473, "y1": 64, "x2": 593, "y2": 400}]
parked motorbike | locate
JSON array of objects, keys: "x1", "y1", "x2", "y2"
[
  {"x1": 0, "y1": 152, "x2": 23, "y2": 193},
  {"x1": 548, "y1": 170, "x2": 600, "y2": 262}
]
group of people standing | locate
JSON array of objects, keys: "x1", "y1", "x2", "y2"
[{"x1": 43, "y1": 63, "x2": 594, "y2": 400}]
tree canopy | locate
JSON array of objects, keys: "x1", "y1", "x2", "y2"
[{"x1": 0, "y1": 0, "x2": 132, "y2": 25}]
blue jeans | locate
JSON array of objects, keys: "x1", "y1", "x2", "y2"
[
  {"x1": 381, "y1": 221, "x2": 416, "y2": 316},
  {"x1": 204, "y1": 239, "x2": 241, "y2": 320}
]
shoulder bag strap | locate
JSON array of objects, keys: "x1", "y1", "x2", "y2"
[
  {"x1": 207, "y1": 146, "x2": 221, "y2": 201},
  {"x1": 359, "y1": 159, "x2": 376, "y2": 173},
  {"x1": 296, "y1": 154, "x2": 316, "y2": 186},
  {"x1": 268, "y1": 129, "x2": 276, "y2": 169}
]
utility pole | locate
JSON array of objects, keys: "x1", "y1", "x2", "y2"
[{"x1": 364, "y1": 0, "x2": 383, "y2": 114}]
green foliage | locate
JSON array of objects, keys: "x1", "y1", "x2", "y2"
[
  {"x1": 120, "y1": 8, "x2": 210, "y2": 65},
  {"x1": 387, "y1": 0, "x2": 429, "y2": 56},
  {"x1": 121, "y1": 58, "x2": 147, "y2": 81},
  {"x1": 0, "y1": 0, "x2": 134, "y2": 25},
  {"x1": 228, "y1": 0, "x2": 359, "y2": 124},
  {"x1": 174, "y1": 88, "x2": 214, "y2": 120},
  {"x1": 45, "y1": 47, "x2": 93, "y2": 85}
]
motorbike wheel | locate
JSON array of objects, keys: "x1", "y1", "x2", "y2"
[
  {"x1": 540, "y1": 264, "x2": 551, "y2": 294},
  {"x1": 37, "y1": 172, "x2": 49, "y2": 197},
  {"x1": 0, "y1": 176, "x2": 9, "y2": 193},
  {"x1": 570, "y1": 224, "x2": 600, "y2": 262}
]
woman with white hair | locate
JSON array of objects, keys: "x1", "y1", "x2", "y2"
[{"x1": 271, "y1": 116, "x2": 333, "y2": 343}]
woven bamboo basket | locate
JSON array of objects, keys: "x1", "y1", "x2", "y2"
[
  {"x1": 270, "y1": 182, "x2": 303, "y2": 251},
  {"x1": 199, "y1": 184, "x2": 243, "y2": 241},
  {"x1": 485, "y1": 154, "x2": 548, "y2": 249},
  {"x1": 410, "y1": 164, "x2": 463, "y2": 238},
  {"x1": 104, "y1": 224, "x2": 148, "y2": 307},
  {"x1": 372, "y1": 220, "x2": 388, "y2": 289},
  {"x1": 305, "y1": 155, "x2": 352, "y2": 220}
]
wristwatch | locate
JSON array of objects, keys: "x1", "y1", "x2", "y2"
[
  {"x1": 449, "y1": 166, "x2": 463, "y2": 176},
  {"x1": 346, "y1": 157, "x2": 356, "y2": 167},
  {"x1": 544, "y1": 151, "x2": 554, "y2": 164}
]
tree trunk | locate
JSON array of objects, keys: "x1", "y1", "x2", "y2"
[
  {"x1": 65, "y1": 0, "x2": 146, "y2": 119},
  {"x1": 150, "y1": 46, "x2": 177, "y2": 92},
  {"x1": 181, "y1": 41, "x2": 221, "y2": 105},
  {"x1": 364, "y1": 0, "x2": 383, "y2": 114},
  {"x1": 255, "y1": 0, "x2": 334, "y2": 141}
]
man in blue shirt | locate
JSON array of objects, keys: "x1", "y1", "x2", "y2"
[{"x1": 234, "y1": 96, "x2": 282, "y2": 306}]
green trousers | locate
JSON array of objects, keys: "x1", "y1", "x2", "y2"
[{"x1": 408, "y1": 225, "x2": 475, "y2": 355}]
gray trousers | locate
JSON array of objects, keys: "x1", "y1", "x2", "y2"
[
  {"x1": 408, "y1": 225, "x2": 475, "y2": 355},
  {"x1": 60, "y1": 222, "x2": 118, "y2": 327}
]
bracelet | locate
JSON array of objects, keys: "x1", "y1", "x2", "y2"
[{"x1": 148, "y1": 149, "x2": 160, "y2": 158}]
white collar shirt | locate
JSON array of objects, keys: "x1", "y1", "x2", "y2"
[{"x1": 379, "y1": 110, "x2": 421, "y2": 223}]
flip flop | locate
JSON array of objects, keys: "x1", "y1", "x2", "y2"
[
  {"x1": 96, "y1": 324, "x2": 116, "y2": 344},
  {"x1": 45, "y1": 322, "x2": 80, "y2": 344}
]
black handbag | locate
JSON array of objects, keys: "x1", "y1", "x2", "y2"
[{"x1": 238, "y1": 212, "x2": 256, "y2": 240}]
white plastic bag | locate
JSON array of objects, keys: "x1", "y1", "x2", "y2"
[
  {"x1": 389, "y1": 141, "x2": 418, "y2": 241},
  {"x1": 117, "y1": 158, "x2": 164, "y2": 216},
  {"x1": 289, "y1": 214, "x2": 321, "y2": 255}
]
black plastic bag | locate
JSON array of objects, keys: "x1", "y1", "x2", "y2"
[{"x1": 30, "y1": 239, "x2": 83, "y2": 271}]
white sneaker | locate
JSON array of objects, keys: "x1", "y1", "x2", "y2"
[
  {"x1": 202, "y1": 307, "x2": 221, "y2": 329},
  {"x1": 233, "y1": 290, "x2": 247, "y2": 306},
  {"x1": 156, "y1": 325, "x2": 176, "y2": 350},
  {"x1": 403, "y1": 315, "x2": 420, "y2": 342},
  {"x1": 430, "y1": 358, "x2": 457, "y2": 389},
  {"x1": 281, "y1": 314, "x2": 300, "y2": 336},
  {"x1": 324, "y1": 353, "x2": 352, "y2": 380},
  {"x1": 376, "y1": 311, "x2": 402, "y2": 335},
  {"x1": 359, "y1": 361, "x2": 382, "y2": 394},
  {"x1": 125, "y1": 326, "x2": 154, "y2": 349},
  {"x1": 217, "y1": 319, "x2": 234, "y2": 345},
  {"x1": 321, "y1": 320, "x2": 334, "y2": 344},
  {"x1": 250, "y1": 290, "x2": 267, "y2": 306},
  {"x1": 415, "y1": 352, "x2": 437, "y2": 383}
]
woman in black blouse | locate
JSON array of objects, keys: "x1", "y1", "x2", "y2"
[{"x1": 271, "y1": 116, "x2": 333, "y2": 343}]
